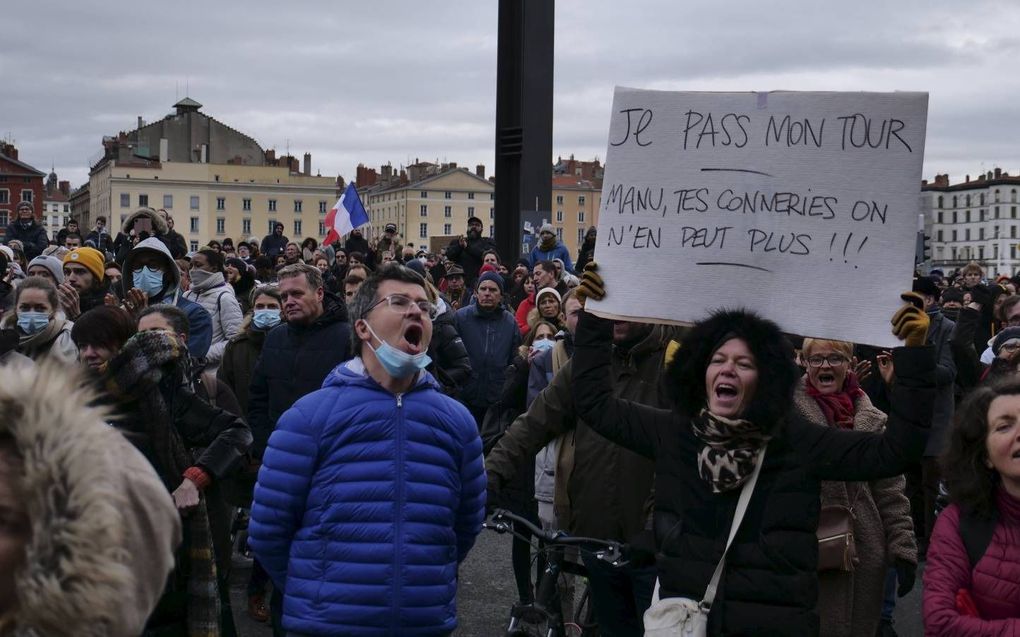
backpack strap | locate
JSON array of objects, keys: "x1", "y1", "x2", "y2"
[{"x1": 959, "y1": 507, "x2": 998, "y2": 568}]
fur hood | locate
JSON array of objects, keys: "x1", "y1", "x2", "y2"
[
  {"x1": 669, "y1": 308, "x2": 799, "y2": 433},
  {"x1": 120, "y1": 207, "x2": 169, "y2": 236},
  {"x1": 0, "y1": 360, "x2": 180, "y2": 636}
]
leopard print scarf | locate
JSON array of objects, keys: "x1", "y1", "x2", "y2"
[{"x1": 691, "y1": 409, "x2": 769, "y2": 494}]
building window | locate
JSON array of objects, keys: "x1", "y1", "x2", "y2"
[
  {"x1": 996, "y1": 206, "x2": 1000, "y2": 218},
  {"x1": 190, "y1": 196, "x2": 200, "y2": 210},
  {"x1": 980, "y1": 194, "x2": 986, "y2": 205},
  {"x1": 966, "y1": 210, "x2": 971, "y2": 223},
  {"x1": 578, "y1": 227, "x2": 586, "y2": 244},
  {"x1": 138, "y1": 194, "x2": 148, "y2": 207},
  {"x1": 979, "y1": 227, "x2": 985, "y2": 240},
  {"x1": 419, "y1": 223, "x2": 428, "y2": 239},
  {"x1": 243, "y1": 198, "x2": 252, "y2": 211},
  {"x1": 318, "y1": 222, "x2": 326, "y2": 236},
  {"x1": 444, "y1": 191, "x2": 452, "y2": 199},
  {"x1": 952, "y1": 230, "x2": 957, "y2": 242},
  {"x1": 556, "y1": 228, "x2": 563, "y2": 240},
  {"x1": 420, "y1": 191, "x2": 428, "y2": 198},
  {"x1": 1013, "y1": 226, "x2": 1017, "y2": 239},
  {"x1": 965, "y1": 229, "x2": 970, "y2": 241},
  {"x1": 0, "y1": 190, "x2": 8, "y2": 204},
  {"x1": 63, "y1": 204, "x2": 69, "y2": 213},
  {"x1": 268, "y1": 220, "x2": 276, "y2": 234},
  {"x1": 1013, "y1": 206, "x2": 1018, "y2": 219},
  {"x1": 966, "y1": 195, "x2": 971, "y2": 207},
  {"x1": 578, "y1": 195, "x2": 586, "y2": 205},
  {"x1": 216, "y1": 197, "x2": 225, "y2": 210},
  {"x1": 1014, "y1": 246, "x2": 1018, "y2": 260},
  {"x1": 489, "y1": 225, "x2": 495, "y2": 238},
  {"x1": 420, "y1": 204, "x2": 428, "y2": 217},
  {"x1": 163, "y1": 194, "x2": 173, "y2": 208},
  {"x1": 938, "y1": 196, "x2": 944, "y2": 208},
  {"x1": 979, "y1": 246, "x2": 985, "y2": 260},
  {"x1": 578, "y1": 211, "x2": 585, "y2": 223},
  {"x1": 556, "y1": 210, "x2": 563, "y2": 222},
  {"x1": 556, "y1": 195, "x2": 564, "y2": 205},
  {"x1": 216, "y1": 218, "x2": 225, "y2": 235},
  {"x1": 190, "y1": 240, "x2": 199, "y2": 252},
  {"x1": 190, "y1": 217, "x2": 199, "y2": 233},
  {"x1": 319, "y1": 200, "x2": 328, "y2": 214},
  {"x1": 242, "y1": 219, "x2": 251, "y2": 235},
  {"x1": 1012, "y1": 189, "x2": 1017, "y2": 203},
  {"x1": 18, "y1": 190, "x2": 32, "y2": 202},
  {"x1": 268, "y1": 199, "x2": 277, "y2": 212},
  {"x1": 937, "y1": 230, "x2": 943, "y2": 242},
  {"x1": 444, "y1": 206, "x2": 452, "y2": 217},
  {"x1": 468, "y1": 192, "x2": 475, "y2": 200},
  {"x1": 294, "y1": 220, "x2": 302, "y2": 236},
  {"x1": 490, "y1": 207, "x2": 495, "y2": 219},
  {"x1": 443, "y1": 223, "x2": 452, "y2": 234},
  {"x1": 294, "y1": 200, "x2": 303, "y2": 213},
  {"x1": 0, "y1": 212, "x2": 6, "y2": 227}
]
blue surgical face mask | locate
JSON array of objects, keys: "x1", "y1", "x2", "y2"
[
  {"x1": 252, "y1": 309, "x2": 281, "y2": 330},
  {"x1": 17, "y1": 311, "x2": 50, "y2": 335},
  {"x1": 133, "y1": 266, "x2": 165, "y2": 298},
  {"x1": 531, "y1": 337, "x2": 555, "y2": 353},
  {"x1": 364, "y1": 322, "x2": 431, "y2": 379}
]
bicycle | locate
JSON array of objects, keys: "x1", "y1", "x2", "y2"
[{"x1": 484, "y1": 508, "x2": 628, "y2": 637}]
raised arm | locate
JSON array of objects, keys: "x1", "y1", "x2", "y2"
[
  {"x1": 793, "y1": 345, "x2": 935, "y2": 481},
  {"x1": 572, "y1": 311, "x2": 673, "y2": 459}
]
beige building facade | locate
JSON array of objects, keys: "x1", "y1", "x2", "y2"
[
  {"x1": 365, "y1": 167, "x2": 495, "y2": 252},
  {"x1": 551, "y1": 179, "x2": 601, "y2": 257},
  {"x1": 89, "y1": 161, "x2": 339, "y2": 251}
]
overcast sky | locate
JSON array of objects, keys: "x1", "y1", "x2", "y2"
[{"x1": 3, "y1": 0, "x2": 1018, "y2": 189}]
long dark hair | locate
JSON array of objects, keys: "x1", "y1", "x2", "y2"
[{"x1": 941, "y1": 378, "x2": 1017, "y2": 519}]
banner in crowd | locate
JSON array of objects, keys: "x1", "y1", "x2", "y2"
[{"x1": 586, "y1": 88, "x2": 929, "y2": 347}]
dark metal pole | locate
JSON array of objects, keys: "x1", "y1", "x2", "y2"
[{"x1": 494, "y1": 0, "x2": 554, "y2": 262}]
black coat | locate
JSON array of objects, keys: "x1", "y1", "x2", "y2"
[
  {"x1": 572, "y1": 312, "x2": 934, "y2": 636},
  {"x1": 260, "y1": 233, "x2": 289, "y2": 258},
  {"x1": 247, "y1": 293, "x2": 351, "y2": 457},
  {"x1": 446, "y1": 235, "x2": 496, "y2": 286},
  {"x1": 4, "y1": 220, "x2": 49, "y2": 260},
  {"x1": 454, "y1": 302, "x2": 521, "y2": 410},
  {"x1": 426, "y1": 305, "x2": 472, "y2": 396}
]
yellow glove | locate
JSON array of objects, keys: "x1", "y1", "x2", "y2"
[
  {"x1": 575, "y1": 262, "x2": 605, "y2": 307},
  {"x1": 891, "y1": 291, "x2": 930, "y2": 347}
]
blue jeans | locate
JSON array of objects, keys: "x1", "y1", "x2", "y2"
[{"x1": 881, "y1": 567, "x2": 897, "y2": 620}]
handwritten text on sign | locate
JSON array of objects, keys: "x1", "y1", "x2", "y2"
[{"x1": 586, "y1": 90, "x2": 928, "y2": 347}]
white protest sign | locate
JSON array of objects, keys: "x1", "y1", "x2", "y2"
[{"x1": 587, "y1": 89, "x2": 928, "y2": 347}]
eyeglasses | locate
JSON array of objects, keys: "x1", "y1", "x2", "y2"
[
  {"x1": 364, "y1": 294, "x2": 437, "y2": 320},
  {"x1": 1000, "y1": 342, "x2": 1020, "y2": 353},
  {"x1": 805, "y1": 354, "x2": 849, "y2": 368}
]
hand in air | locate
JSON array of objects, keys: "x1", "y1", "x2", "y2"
[
  {"x1": 891, "y1": 292, "x2": 929, "y2": 347},
  {"x1": 575, "y1": 262, "x2": 606, "y2": 307}
]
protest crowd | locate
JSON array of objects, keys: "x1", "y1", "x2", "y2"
[{"x1": 0, "y1": 200, "x2": 1017, "y2": 637}]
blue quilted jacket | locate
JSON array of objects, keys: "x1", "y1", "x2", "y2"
[{"x1": 248, "y1": 358, "x2": 486, "y2": 636}]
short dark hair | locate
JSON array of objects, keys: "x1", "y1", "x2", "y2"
[
  {"x1": 997, "y1": 294, "x2": 1020, "y2": 322},
  {"x1": 65, "y1": 233, "x2": 83, "y2": 242},
  {"x1": 197, "y1": 248, "x2": 225, "y2": 272},
  {"x1": 348, "y1": 264, "x2": 427, "y2": 356},
  {"x1": 278, "y1": 263, "x2": 323, "y2": 291},
  {"x1": 95, "y1": 215, "x2": 107, "y2": 224},
  {"x1": 71, "y1": 306, "x2": 136, "y2": 349},
  {"x1": 536, "y1": 260, "x2": 557, "y2": 275},
  {"x1": 137, "y1": 304, "x2": 190, "y2": 337},
  {"x1": 482, "y1": 249, "x2": 500, "y2": 264},
  {"x1": 942, "y1": 378, "x2": 1020, "y2": 519}
]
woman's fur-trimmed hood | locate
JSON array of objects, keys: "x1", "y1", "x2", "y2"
[
  {"x1": 120, "y1": 207, "x2": 169, "y2": 236},
  {"x1": 669, "y1": 308, "x2": 799, "y2": 433},
  {"x1": 0, "y1": 360, "x2": 180, "y2": 636}
]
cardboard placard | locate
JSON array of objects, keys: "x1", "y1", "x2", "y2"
[{"x1": 587, "y1": 88, "x2": 928, "y2": 347}]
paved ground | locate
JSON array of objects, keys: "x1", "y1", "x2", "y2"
[{"x1": 230, "y1": 530, "x2": 925, "y2": 636}]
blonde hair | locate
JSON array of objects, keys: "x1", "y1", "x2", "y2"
[{"x1": 801, "y1": 338, "x2": 853, "y2": 360}]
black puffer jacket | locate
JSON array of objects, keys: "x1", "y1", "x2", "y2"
[
  {"x1": 426, "y1": 300, "x2": 472, "y2": 396},
  {"x1": 573, "y1": 311, "x2": 934, "y2": 636},
  {"x1": 4, "y1": 219, "x2": 49, "y2": 260},
  {"x1": 247, "y1": 293, "x2": 351, "y2": 457}
]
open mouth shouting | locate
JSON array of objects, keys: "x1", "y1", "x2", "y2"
[{"x1": 402, "y1": 323, "x2": 424, "y2": 355}]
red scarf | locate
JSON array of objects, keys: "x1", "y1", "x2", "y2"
[{"x1": 805, "y1": 373, "x2": 864, "y2": 429}]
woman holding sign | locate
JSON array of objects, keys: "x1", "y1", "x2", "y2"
[{"x1": 570, "y1": 264, "x2": 934, "y2": 636}]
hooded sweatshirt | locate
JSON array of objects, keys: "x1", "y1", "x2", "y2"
[
  {"x1": 122, "y1": 237, "x2": 212, "y2": 359},
  {"x1": 183, "y1": 268, "x2": 243, "y2": 369}
]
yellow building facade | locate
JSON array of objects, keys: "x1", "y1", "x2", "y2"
[
  {"x1": 89, "y1": 161, "x2": 339, "y2": 251},
  {"x1": 365, "y1": 168, "x2": 495, "y2": 252},
  {"x1": 551, "y1": 180, "x2": 602, "y2": 257}
]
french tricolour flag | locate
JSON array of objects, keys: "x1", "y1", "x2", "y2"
[{"x1": 324, "y1": 182, "x2": 370, "y2": 245}]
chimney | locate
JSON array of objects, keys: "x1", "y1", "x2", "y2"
[
  {"x1": 449, "y1": 162, "x2": 457, "y2": 169},
  {"x1": 476, "y1": 164, "x2": 485, "y2": 179},
  {"x1": 265, "y1": 149, "x2": 276, "y2": 163},
  {"x1": 0, "y1": 143, "x2": 17, "y2": 160},
  {"x1": 995, "y1": 167, "x2": 1002, "y2": 179},
  {"x1": 137, "y1": 116, "x2": 144, "y2": 129},
  {"x1": 58, "y1": 180, "x2": 70, "y2": 196},
  {"x1": 303, "y1": 152, "x2": 311, "y2": 176},
  {"x1": 966, "y1": 174, "x2": 970, "y2": 183}
]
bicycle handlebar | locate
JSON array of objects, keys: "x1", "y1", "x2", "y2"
[{"x1": 483, "y1": 509, "x2": 627, "y2": 565}]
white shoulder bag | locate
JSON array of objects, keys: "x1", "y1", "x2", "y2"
[{"x1": 643, "y1": 448, "x2": 766, "y2": 637}]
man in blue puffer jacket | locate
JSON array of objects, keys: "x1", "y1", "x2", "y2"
[{"x1": 249, "y1": 264, "x2": 486, "y2": 637}]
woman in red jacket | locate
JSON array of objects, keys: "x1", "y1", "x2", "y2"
[{"x1": 923, "y1": 379, "x2": 1020, "y2": 634}]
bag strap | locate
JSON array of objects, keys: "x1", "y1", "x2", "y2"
[
  {"x1": 702, "y1": 446, "x2": 766, "y2": 611},
  {"x1": 959, "y1": 507, "x2": 998, "y2": 568}
]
